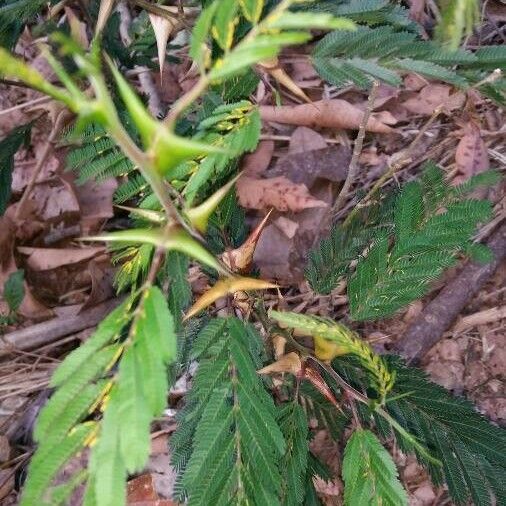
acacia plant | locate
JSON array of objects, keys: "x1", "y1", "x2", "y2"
[{"x1": 0, "y1": 0, "x2": 505, "y2": 505}]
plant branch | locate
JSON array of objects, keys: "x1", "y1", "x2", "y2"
[
  {"x1": 163, "y1": 75, "x2": 209, "y2": 127},
  {"x1": 332, "y1": 80, "x2": 379, "y2": 218},
  {"x1": 15, "y1": 109, "x2": 68, "y2": 220},
  {"x1": 343, "y1": 106, "x2": 443, "y2": 227}
]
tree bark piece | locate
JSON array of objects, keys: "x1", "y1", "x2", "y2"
[
  {"x1": 0, "y1": 298, "x2": 122, "y2": 356},
  {"x1": 392, "y1": 222, "x2": 506, "y2": 363}
]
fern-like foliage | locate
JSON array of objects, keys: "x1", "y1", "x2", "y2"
[
  {"x1": 21, "y1": 287, "x2": 177, "y2": 506},
  {"x1": 310, "y1": 0, "x2": 419, "y2": 31},
  {"x1": 342, "y1": 429, "x2": 408, "y2": 505},
  {"x1": 313, "y1": 25, "x2": 506, "y2": 94},
  {"x1": 336, "y1": 356, "x2": 506, "y2": 506},
  {"x1": 348, "y1": 165, "x2": 495, "y2": 320},
  {"x1": 277, "y1": 402, "x2": 310, "y2": 506},
  {"x1": 171, "y1": 317, "x2": 286, "y2": 505},
  {"x1": 306, "y1": 162, "x2": 498, "y2": 320},
  {"x1": 183, "y1": 101, "x2": 261, "y2": 205},
  {"x1": 305, "y1": 194, "x2": 395, "y2": 294},
  {"x1": 0, "y1": 0, "x2": 49, "y2": 48},
  {"x1": 63, "y1": 123, "x2": 136, "y2": 186}
]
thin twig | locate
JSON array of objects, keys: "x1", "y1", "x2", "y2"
[
  {"x1": 343, "y1": 106, "x2": 443, "y2": 227},
  {"x1": 163, "y1": 75, "x2": 209, "y2": 126},
  {"x1": 332, "y1": 80, "x2": 379, "y2": 218},
  {"x1": 14, "y1": 110, "x2": 68, "y2": 220},
  {"x1": 0, "y1": 96, "x2": 51, "y2": 117}
]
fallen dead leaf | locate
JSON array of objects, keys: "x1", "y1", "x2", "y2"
[
  {"x1": 404, "y1": 73, "x2": 428, "y2": 91},
  {"x1": 74, "y1": 178, "x2": 117, "y2": 234},
  {"x1": 252, "y1": 128, "x2": 349, "y2": 283},
  {"x1": 274, "y1": 216, "x2": 298, "y2": 238},
  {"x1": 402, "y1": 84, "x2": 465, "y2": 115},
  {"x1": 80, "y1": 259, "x2": 115, "y2": 310},
  {"x1": 237, "y1": 175, "x2": 328, "y2": 212},
  {"x1": 17, "y1": 177, "x2": 80, "y2": 224},
  {"x1": 0, "y1": 214, "x2": 53, "y2": 320},
  {"x1": 288, "y1": 126, "x2": 327, "y2": 153},
  {"x1": 268, "y1": 145, "x2": 349, "y2": 186},
  {"x1": 127, "y1": 474, "x2": 159, "y2": 503},
  {"x1": 259, "y1": 100, "x2": 394, "y2": 133},
  {"x1": 454, "y1": 121, "x2": 489, "y2": 185},
  {"x1": 241, "y1": 140, "x2": 274, "y2": 177},
  {"x1": 17, "y1": 246, "x2": 105, "y2": 271}
]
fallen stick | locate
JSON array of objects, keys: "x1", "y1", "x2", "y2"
[
  {"x1": 392, "y1": 222, "x2": 506, "y2": 363},
  {"x1": 0, "y1": 298, "x2": 122, "y2": 357}
]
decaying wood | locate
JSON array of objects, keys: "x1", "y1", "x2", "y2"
[
  {"x1": 393, "y1": 222, "x2": 506, "y2": 363},
  {"x1": 0, "y1": 298, "x2": 123, "y2": 357}
]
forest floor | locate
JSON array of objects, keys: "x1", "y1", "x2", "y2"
[{"x1": 0, "y1": 3, "x2": 505, "y2": 505}]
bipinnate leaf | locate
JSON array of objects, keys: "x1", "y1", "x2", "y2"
[
  {"x1": 51, "y1": 300, "x2": 131, "y2": 387},
  {"x1": 342, "y1": 429, "x2": 408, "y2": 506}
]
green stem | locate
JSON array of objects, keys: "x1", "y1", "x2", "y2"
[{"x1": 375, "y1": 407, "x2": 441, "y2": 466}]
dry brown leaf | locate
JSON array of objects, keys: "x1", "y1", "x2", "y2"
[
  {"x1": 17, "y1": 246, "x2": 105, "y2": 271},
  {"x1": 237, "y1": 175, "x2": 328, "y2": 212},
  {"x1": 274, "y1": 216, "x2": 298, "y2": 239},
  {"x1": 80, "y1": 259, "x2": 115, "y2": 311},
  {"x1": 127, "y1": 473, "x2": 177, "y2": 505},
  {"x1": 127, "y1": 475, "x2": 159, "y2": 503},
  {"x1": 259, "y1": 100, "x2": 393, "y2": 133},
  {"x1": 303, "y1": 362, "x2": 343, "y2": 412},
  {"x1": 287, "y1": 127, "x2": 327, "y2": 154},
  {"x1": 402, "y1": 84, "x2": 465, "y2": 115},
  {"x1": 0, "y1": 215, "x2": 52, "y2": 320},
  {"x1": 404, "y1": 73, "x2": 428, "y2": 91},
  {"x1": 74, "y1": 178, "x2": 117, "y2": 234},
  {"x1": 241, "y1": 140, "x2": 274, "y2": 177},
  {"x1": 184, "y1": 277, "x2": 276, "y2": 320},
  {"x1": 454, "y1": 121, "x2": 489, "y2": 185}
]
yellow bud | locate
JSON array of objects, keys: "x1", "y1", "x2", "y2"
[{"x1": 314, "y1": 335, "x2": 348, "y2": 362}]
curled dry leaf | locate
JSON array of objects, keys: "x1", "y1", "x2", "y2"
[
  {"x1": 402, "y1": 84, "x2": 465, "y2": 116},
  {"x1": 184, "y1": 276, "x2": 277, "y2": 320},
  {"x1": 17, "y1": 246, "x2": 105, "y2": 271},
  {"x1": 241, "y1": 140, "x2": 274, "y2": 177},
  {"x1": 259, "y1": 100, "x2": 393, "y2": 133},
  {"x1": 454, "y1": 121, "x2": 489, "y2": 185},
  {"x1": 0, "y1": 215, "x2": 52, "y2": 320},
  {"x1": 237, "y1": 175, "x2": 328, "y2": 212}
]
